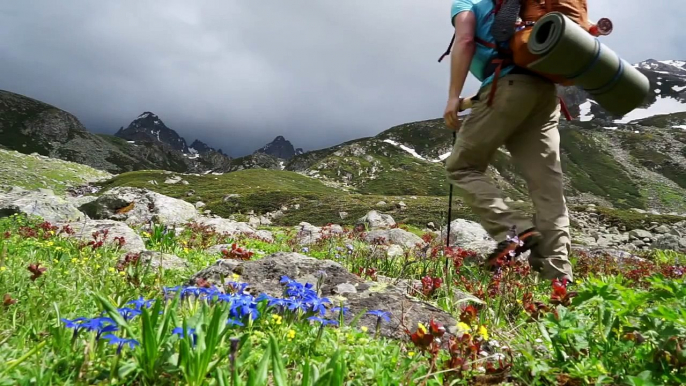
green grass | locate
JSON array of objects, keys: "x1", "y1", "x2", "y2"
[
  {"x1": 0, "y1": 149, "x2": 111, "y2": 195},
  {"x1": 559, "y1": 129, "x2": 645, "y2": 209},
  {"x1": 96, "y1": 169, "x2": 532, "y2": 227},
  {"x1": 2, "y1": 212, "x2": 686, "y2": 385}
]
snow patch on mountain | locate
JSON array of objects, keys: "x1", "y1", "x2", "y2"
[
  {"x1": 383, "y1": 139, "x2": 427, "y2": 161},
  {"x1": 661, "y1": 60, "x2": 686, "y2": 68},
  {"x1": 578, "y1": 101, "x2": 594, "y2": 122},
  {"x1": 614, "y1": 96, "x2": 686, "y2": 124}
]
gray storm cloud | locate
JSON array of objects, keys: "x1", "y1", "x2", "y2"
[{"x1": 0, "y1": 1, "x2": 683, "y2": 156}]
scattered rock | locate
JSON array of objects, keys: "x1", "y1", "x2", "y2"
[
  {"x1": 128, "y1": 250, "x2": 189, "y2": 270},
  {"x1": 396, "y1": 201, "x2": 407, "y2": 210},
  {"x1": 386, "y1": 245, "x2": 405, "y2": 258},
  {"x1": 364, "y1": 229, "x2": 425, "y2": 249},
  {"x1": 339, "y1": 211, "x2": 349, "y2": 220},
  {"x1": 80, "y1": 187, "x2": 197, "y2": 226},
  {"x1": 195, "y1": 216, "x2": 272, "y2": 241},
  {"x1": 0, "y1": 187, "x2": 86, "y2": 223},
  {"x1": 187, "y1": 252, "x2": 462, "y2": 340},
  {"x1": 357, "y1": 210, "x2": 396, "y2": 230},
  {"x1": 194, "y1": 201, "x2": 205, "y2": 209},
  {"x1": 442, "y1": 219, "x2": 496, "y2": 255},
  {"x1": 164, "y1": 176, "x2": 182, "y2": 184},
  {"x1": 629, "y1": 229, "x2": 652, "y2": 240}
]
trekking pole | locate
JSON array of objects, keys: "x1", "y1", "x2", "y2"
[{"x1": 444, "y1": 96, "x2": 473, "y2": 274}]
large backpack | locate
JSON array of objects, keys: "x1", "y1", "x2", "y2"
[{"x1": 439, "y1": 0, "x2": 612, "y2": 115}]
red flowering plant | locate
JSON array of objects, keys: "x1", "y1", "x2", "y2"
[{"x1": 220, "y1": 244, "x2": 253, "y2": 260}]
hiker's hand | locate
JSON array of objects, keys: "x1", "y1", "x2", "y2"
[{"x1": 443, "y1": 96, "x2": 462, "y2": 131}]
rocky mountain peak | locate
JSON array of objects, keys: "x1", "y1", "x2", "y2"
[
  {"x1": 189, "y1": 139, "x2": 223, "y2": 155},
  {"x1": 255, "y1": 135, "x2": 299, "y2": 160},
  {"x1": 115, "y1": 112, "x2": 189, "y2": 153}
]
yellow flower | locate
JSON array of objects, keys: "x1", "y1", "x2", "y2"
[
  {"x1": 232, "y1": 273, "x2": 240, "y2": 281},
  {"x1": 71, "y1": 258, "x2": 78, "y2": 263},
  {"x1": 361, "y1": 326, "x2": 368, "y2": 333},
  {"x1": 478, "y1": 325, "x2": 489, "y2": 341},
  {"x1": 108, "y1": 267, "x2": 116, "y2": 273},
  {"x1": 0, "y1": 267, "x2": 7, "y2": 272},
  {"x1": 456, "y1": 322, "x2": 471, "y2": 334},
  {"x1": 53, "y1": 259, "x2": 59, "y2": 264},
  {"x1": 271, "y1": 314, "x2": 282, "y2": 325},
  {"x1": 417, "y1": 323, "x2": 427, "y2": 335},
  {"x1": 47, "y1": 241, "x2": 54, "y2": 246},
  {"x1": 287, "y1": 329, "x2": 296, "y2": 340},
  {"x1": 408, "y1": 351, "x2": 415, "y2": 358},
  {"x1": 49, "y1": 230, "x2": 55, "y2": 235},
  {"x1": 183, "y1": 248, "x2": 189, "y2": 254},
  {"x1": 119, "y1": 271, "x2": 126, "y2": 276}
]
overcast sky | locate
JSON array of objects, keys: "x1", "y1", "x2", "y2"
[{"x1": 2, "y1": 1, "x2": 684, "y2": 157}]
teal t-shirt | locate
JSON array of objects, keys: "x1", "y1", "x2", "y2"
[{"x1": 451, "y1": 0, "x2": 514, "y2": 87}]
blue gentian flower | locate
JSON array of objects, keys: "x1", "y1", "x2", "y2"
[
  {"x1": 127, "y1": 296, "x2": 154, "y2": 310},
  {"x1": 102, "y1": 334, "x2": 139, "y2": 355},
  {"x1": 307, "y1": 317, "x2": 339, "y2": 326},
  {"x1": 367, "y1": 310, "x2": 391, "y2": 322},
  {"x1": 226, "y1": 318, "x2": 244, "y2": 327},
  {"x1": 117, "y1": 307, "x2": 142, "y2": 321},
  {"x1": 308, "y1": 297, "x2": 331, "y2": 316}
]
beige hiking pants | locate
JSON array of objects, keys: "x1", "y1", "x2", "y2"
[{"x1": 445, "y1": 73, "x2": 573, "y2": 281}]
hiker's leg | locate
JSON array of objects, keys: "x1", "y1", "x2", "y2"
[
  {"x1": 504, "y1": 81, "x2": 573, "y2": 281},
  {"x1": 445, "y1": 75, "x2": 538, "y2": 242}
]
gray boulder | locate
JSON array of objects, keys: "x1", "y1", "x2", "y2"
[
  {"x1": 295, "y1": 222, "x2": 345, "y2": 245},
  {"x1": 60, "y1": 219, "x2": 145, "y2": 253},
  {"x1": 364, "y1": 229, "x2": 425, "y2": 249},
  {"x1": 130, "y1": 250, "x2": 189, "y2": 270},
  {"x1": 188, "y1": 252, "x2": 466, "y2": 340},
  {"x1": 195, "y1": 216, "x2": 273, "y2": 242},
  {"x1": 651, "y1": 234, "x2": 686, "y2": 251},
  {"x1": 441, "y1": 219, "x2": 497, "y2": 254},
  {"x1": 0, "y1": 187, "x2": 86, "y2": 223},
  {"x1": 357, "y1": 210, "x2": 396, "y2": 230},
  {"x1": 80, "y1": 187, "x2": 197, "y2": 226}
]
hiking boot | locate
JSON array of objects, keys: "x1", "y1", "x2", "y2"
[{"x1": 484, "y1": 228, "x2": 541, "y2": 271}]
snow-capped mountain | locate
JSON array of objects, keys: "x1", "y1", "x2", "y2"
[
  {"x1": 114, "y1": 112, "x2": 189, "y2": 153},
  {"x1": 561, "y1": 59, "x2": 686, "y2": 126}
]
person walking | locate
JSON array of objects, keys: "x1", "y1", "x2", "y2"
[{"x1": 441, "y1": 0, "x2": 574, "y2": 283}]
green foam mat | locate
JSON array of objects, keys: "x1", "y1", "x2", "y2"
[{"x1": 526, "y1": 12, "x2": 650, "y2": 117}]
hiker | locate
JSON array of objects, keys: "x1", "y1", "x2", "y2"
[{"x1": 441, "y1": 0, "x2": 574, "y2": 283}]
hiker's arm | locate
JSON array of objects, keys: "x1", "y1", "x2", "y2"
[
  {"x1": 444, "y1": 10, "x2": 476, "y2": 130},
  {"x1": 448, "y1": 11, "x2": 476, "y2": 99}
]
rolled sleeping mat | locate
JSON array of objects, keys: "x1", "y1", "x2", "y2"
[{"x1": 526, "y1": 12, "x2": 650, "y2": 117}]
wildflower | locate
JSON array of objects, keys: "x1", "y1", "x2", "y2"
[
  {"x1": 27, "y1": 263, "x2": 47, "y2": 281},
  {"x1": 478, "y1": 325, "x2": 489, "y2": 340},
  {"x1": 227, "y1": 318, "x2": 244, "y2": 327},
  {"x1": 368, "y1": 310, "x2": 391, "y2": 338},
  {"x1": 287, "y1": 329, "x2": 296, "y2": 340},
  {"x1": 302, "y1": 247, "x2": 309, "y2": 253},
  {"x1": 307, "y1": 317, "x2": 339, "y2": 326},
  {"x1": 0, "y1": 267, "x2": 6, "y2": 272},
  {"x1": 172, "y1": 327, "x2": 198, "y2": 346},
  {"x1": 102, "y1": 334, "x2": 139, "y2": 355},
  {"x1": 271, "y1": 314, "x2": 283, "y2": 325},
  {"x1": 361, "y1": 326, "x2": 368, "y2": 333},
  {"x1": 408, "y1": 351, "x2": 415, "y2": 358},
  {"x1": 126, "y1": 296, "x2": 154, "y2": 310},
  {"x1": 108, "y1": 267, "x2": 116, "y2": 273},
  {"x1": 117, "y1": 307, "x2": 142, "y2": 321},
  {"x1": 308, "y1": 297, "x2": 331, "y2": 316},
  {"x1": 3, "y1": 294, "x2": 17, "y2": 307}
]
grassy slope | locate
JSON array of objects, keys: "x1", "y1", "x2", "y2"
[
  {"x1": 0, "y1": 149, "x2": 111, "y2": 194},
  {"x1": 96, "y1": 169, "x2": 483, "y2": 227}
]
